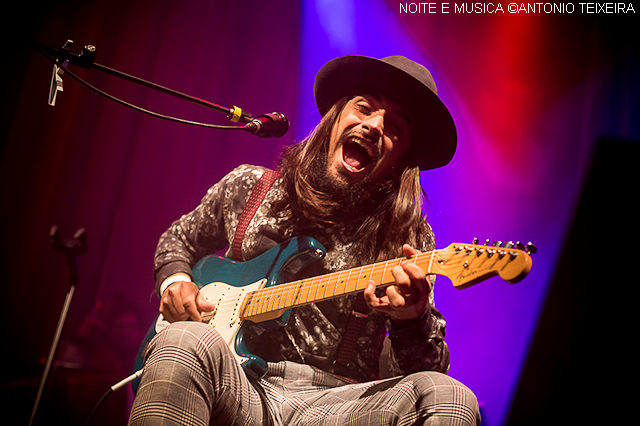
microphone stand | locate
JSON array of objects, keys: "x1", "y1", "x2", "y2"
[
  {"x1": 33, "y1": 39, "x2": 256, "y2": 125},
  {"x1": 28, "y1": 226, "x2": 88, "y2": 426}
]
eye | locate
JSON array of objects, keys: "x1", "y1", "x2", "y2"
[
  {"x1": 387, "y1": 124, "x2": 400, "y2": 137},
  {"x1": 386, "y1": 119, "x2": 406, "y2": 139},
  {"x1": 355, "y1": 102, "x2": 372, "y2": 114}
]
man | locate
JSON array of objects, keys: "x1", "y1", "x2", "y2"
[{"x1": 129, "y1": 56, "x2": 480, "y2": 425}]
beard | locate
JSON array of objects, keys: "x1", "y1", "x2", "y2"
[{"x1": 307, "y1": 144, "x2": 388, "y2": 221}]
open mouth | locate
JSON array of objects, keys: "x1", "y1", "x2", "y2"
[{"x1": 341, "y1": 138, "x2": 376, "y2": 172}]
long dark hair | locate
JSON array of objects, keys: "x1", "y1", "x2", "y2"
[{"x1": 274, "y1": 97, "x2": 432, "y2": 267}]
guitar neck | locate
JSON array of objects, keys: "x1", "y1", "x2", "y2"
[
  {"x1": 240, "y1": 241, "x2": 533, "y2": 322},
  {"x1": 241, "y1": 251, "x2": 436, "y2": 321}
]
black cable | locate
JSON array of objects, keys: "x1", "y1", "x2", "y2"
[
  {"x1": 85, "y1": 388, "x2": 113, "y2": 426},
  {"x1": 34, "y1": 45, "x2": 247, "y2": 131},
  {"x1": 85, "y1": 369, "x2": 144, "y2": 426}
]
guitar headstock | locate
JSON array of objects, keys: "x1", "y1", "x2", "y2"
[{"x1": 437, "y1": 239, "x2": 536, "y2": 289}]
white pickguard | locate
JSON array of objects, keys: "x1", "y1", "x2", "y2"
[{"x1": 154, "y1": 278, "x2": 268, "y2": 366}]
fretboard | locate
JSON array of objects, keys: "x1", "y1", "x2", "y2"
[{"x1": 241, "y1": 251, "x2": 436, "y2": 319}]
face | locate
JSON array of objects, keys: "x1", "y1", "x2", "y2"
[{"x1": 326, "y1": 93, "x2": 412, "y2": 185}]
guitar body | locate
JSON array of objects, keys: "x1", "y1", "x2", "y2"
[{"x1": 131, "y1": 236, "x2": 327, "y2": 393}]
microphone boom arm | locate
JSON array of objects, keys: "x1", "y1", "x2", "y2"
[{"x1": 34, "y1": 40, "x2": 259, "y2": 125}]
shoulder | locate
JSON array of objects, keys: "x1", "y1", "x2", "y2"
[
  {"x1": 210, "y1": 164, "x2": 273, "y2": 195},
  {"x1": 223, "y1": 164, "x2": 272, "y2": 186},
  {"x1": 209, "y1": 164, "x2": 279, "y2": 204}
]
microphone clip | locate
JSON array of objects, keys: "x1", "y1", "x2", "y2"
[{"x1": 54, "y1": 39, "x2": 98, "y2": 69}]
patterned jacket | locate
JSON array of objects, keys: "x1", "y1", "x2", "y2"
[{"x1": 153, "y1": 164, "x2": 450, "y2": 382}]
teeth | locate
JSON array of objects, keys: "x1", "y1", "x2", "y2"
[{"x1": 349, "y1": 137, "x2": 375, "y2": 158}]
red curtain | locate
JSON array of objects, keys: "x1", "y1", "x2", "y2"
[{"x1": 2, "y1": 1, "x2": 301, "y2": 424}]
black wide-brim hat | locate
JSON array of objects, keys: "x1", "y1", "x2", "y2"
[{"x1": 314, "y1": 55, "x2": 457, "y2": 171}]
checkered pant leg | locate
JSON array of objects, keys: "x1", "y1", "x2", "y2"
[
  {"x1": 129, "y1": 322, "x2": 480, "y2": 426},
  {"x1": 128, "y1": 322, "x2": 265, "y2": 426},
  {"x1": 260, "y1": 363, "x2": 480, "y2": 426},
  {"x1": 395, "y1": 372, "x2": 481, "y2": 426}
]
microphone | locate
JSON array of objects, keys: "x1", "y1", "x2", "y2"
[{"x1": 244, "y1": 112, "x2": 289, "y2": 138}]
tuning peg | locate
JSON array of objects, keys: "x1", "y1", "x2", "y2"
[
  {"x1": 504, "y1": 241, "x2": 514, "y2": 248},
  {"x1": 484, "y1": 239, "x2": 490, "y2": 246},
  {"x1": 492, "y1": 240, "x2": 503, "y2": 247},
  {"x1": 472, "y1": 237, "x2": 479, "y2": 245},
  {"x1": 525, "y1": 242, "x2": 537, "y2": 255}
]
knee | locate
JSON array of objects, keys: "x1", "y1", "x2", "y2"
[
  {"x1": 409, "y1": 371, "x2": 481, "y2": 426},
  {"x1": 147, "y1": 321, "x2": 226, "y2": 361}
]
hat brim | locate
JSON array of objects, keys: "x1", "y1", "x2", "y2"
[{"x1": 314, "y1": 56, "x2": 457, "y2": 171}]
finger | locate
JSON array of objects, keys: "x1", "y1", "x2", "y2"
[
  {"x1": 400, "y1": 261, "x2": 431, "y2": 295},
  {"x1": 160, "y1": 294, "x2": 184, "y2": 323},
  {"x1": 364, "y1": 280, "x2": 388, "y2": 309},
  {"x1": 384, "y1": 284, "x2": 408, "y2": 308},
  {"x1": 363, "y1": 279, "x2": 376, "y2": 305},
  {"x1": 364, "y1": 280, "x2": 395, "y2": 313},
  {"x1": 177, "y1": 282, "x2": 204, "y2": 322},
  {"x1": 402, "y1": 243, "x2": 421, "y2": 257},
  {"x1": 184, "y1": 299, "x2": 203, "y2": 322},
  {"x1": 391, "y1": 262, "x2": 412, "y2": 297}
]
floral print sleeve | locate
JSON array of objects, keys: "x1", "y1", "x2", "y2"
[{"x1": 153, "y1": 164, "x2": 269, "y2": 295}]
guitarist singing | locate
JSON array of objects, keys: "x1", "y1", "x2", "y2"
[{"x1": 129, "y1": 56, "x2": 481, "y2": 426}]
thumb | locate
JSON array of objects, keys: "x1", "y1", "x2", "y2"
[{"x1": 196, "y1": 291, "x2": 216, "y2": 312}]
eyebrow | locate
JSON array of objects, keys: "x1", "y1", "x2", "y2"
[{"x1": 354, "y1": 93, "x2": 412, "y2": 131}]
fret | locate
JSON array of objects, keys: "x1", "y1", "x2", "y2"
[
  {"x1": 279, "y1": 281, "x2": 294, "y2": 308},
  {"x1": 379, "y1": 260, "x2": 389, "y2": 287},
  {"x1": 289, "y1": 280, "x2": 304, "y2": 307},
  {"x1": 285, "y1": 281, "x2": 301, "y2": 308},
  {"x1": 327, "y1": 270, "x2": 342, "y2": 297},
  {"x1": 252, "y1": 287, "x2": 266, "y2": 315},
  {"x1": 370, "y1": 262, "x2": 382, "y2": 287},
  {"x1": 311, "y1": 274, "x2": 324, "y2": 301},
  {"x1": 352, "y1": 264, "x2": 364, "y2": 293},
  {"x1": 321, "y1": 273, "x2": 333, "y2": 298},
  {"x1": 269, "y1": 285, "x2": 284, "y2": 312},
  {"x1": 366, "y1": 263, "x2": 376, "y2": 291},
  {"x1": 272, "y1": 286, "x2": 285, "y2": 311},
  {"x1": 248, "y1": 289, "x2": 260, "y2": 315},
  {"x1": 415, "y1": 252, "x2": 433, "y2": 274},
  {"x1": 299, "y1": 278, "x2": 311, "y2": 304},
  {"x1": 335, "y1": 269, "x2": 352, "y2": 297},
  {"x1": 250, "y1": 290, "x2": 264, "y2": 316},
  {"x1": 241, "y1": 292, "x2": 254, "y2": 318},
  {"x1": 261, "y1": 285, "x2": 277, "y2": 314},
  {"x1": 279, "y1": 282, "x2": 291, "y2": 308}
]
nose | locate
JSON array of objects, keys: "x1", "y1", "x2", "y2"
[{"x1": 362, "y1": 112, "x2": 384, "y2": 139}]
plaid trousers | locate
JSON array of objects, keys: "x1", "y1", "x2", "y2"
[{"x1": 129, "y1": 322, "x2": 480, "y2": 426}]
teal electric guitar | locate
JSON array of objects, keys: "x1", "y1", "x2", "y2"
[{"x1": 132, "y1": 236, "x2": 535, "y2": 392}]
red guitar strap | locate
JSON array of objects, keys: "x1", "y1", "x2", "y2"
[
  {"x1": 233, "y1": 168, "x2": 369, "y2": 368},
  {"x1": 232, "y1": 170, "x2": 280, "y2": 261},
  {"x1": 335, "y1": 292, "x2": 370, "y2": 366}
]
